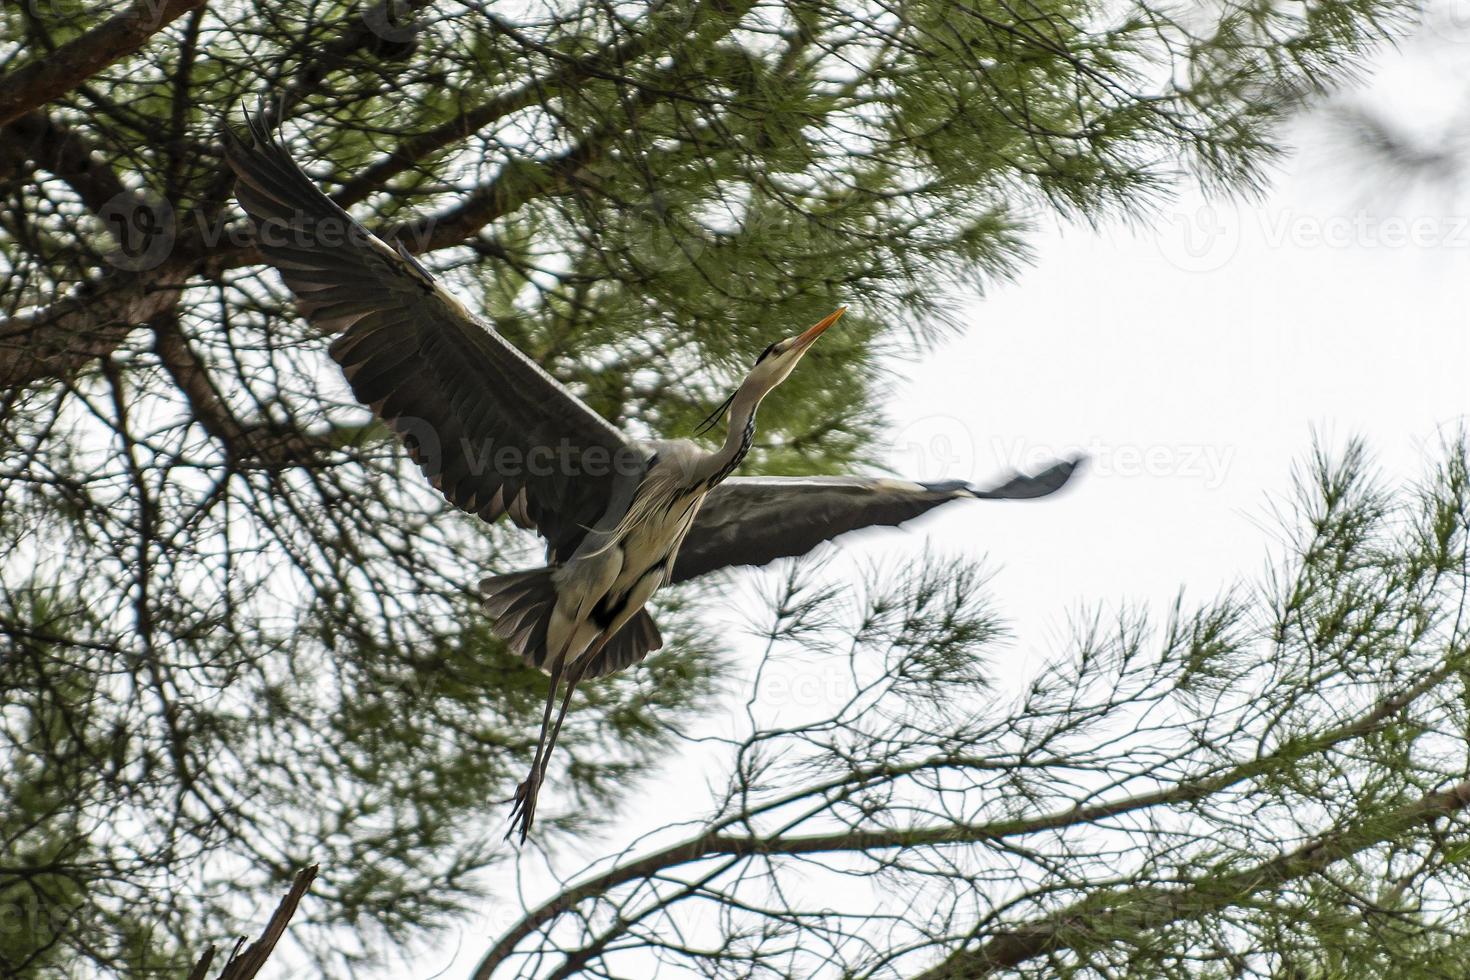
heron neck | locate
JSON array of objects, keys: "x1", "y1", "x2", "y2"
[{"x1": 702, "y1": 387, "x2": 762, "y2": 487}]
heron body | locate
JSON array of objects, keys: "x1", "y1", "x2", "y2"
[
  {"x1": 224, "y1": 110, "x2": 1082, "y2": 843},
  {"x1": 485, "y1": 441, "x2": 710, "y2": 677}
]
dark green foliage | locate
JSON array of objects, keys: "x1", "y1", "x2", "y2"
[{"x1": 0, "y1": 0, "x2": 1412, "y2": 975}]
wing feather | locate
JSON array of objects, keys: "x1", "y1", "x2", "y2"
[
  {"x1": 670, "y1": 458, "x2": 1081, "y2": 583},
  {"x1": 225, "y1": 110, "x2": 645, "y2": 556}
]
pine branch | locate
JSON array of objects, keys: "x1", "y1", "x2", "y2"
[
  {"x1": 473, "y1": 637, "x2": 1466, "y2": 976},
  {"x1": 0, "y1": 3, "x2": 754, "y2": 390},
  {"x1": 0, "y1": 111, "x2": 131, "y2": 216},
  {"x1": 916, "y1": 781, "x2": 1470, "y2": 978},
  {"x1": 150, "y1": 311, "x2": 339, "y2": 468},
  {"x1": 332, "y1": 0, "x2": 741, "y2": 208},
  {"x1": 0, "y1": 258, "x2": 192, "y2": 387},
  {"x1": 0, "y1": 0, "x2": 209, "y2": 127}
]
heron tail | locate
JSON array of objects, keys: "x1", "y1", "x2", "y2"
[
  {"x1": 588, "y1": 609, "x2": 662, "y2": 678},
  {"x1": 480, "y1": 569, "x2": 559, "y2": 672},
  {"x1": 479, "y1": 569, "x2": 664, "y2": 678}
]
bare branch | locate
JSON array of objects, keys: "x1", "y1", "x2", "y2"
[
  {"x1": 150, "y1": 311, "x2": 337, "y2": 467},
  {"x1": 0, "y1": 258, "x2": 190, "y2": 387},
  {"x1": 188, "y1": 865, "x2": 318, "y2": 980},
  {"x1": 0, "y1": 0, "x2": 209, "y2": 127},
  {"x1": 475, "y1": 629, "x2": 1469, "y2": 977},
  {"x1": 0, "y1": 111, "x2": 131, "y2": 215}
]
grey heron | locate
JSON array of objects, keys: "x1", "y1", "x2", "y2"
[{"x1": 224, "y1": 112, "x2": 1081, "y2": 842}]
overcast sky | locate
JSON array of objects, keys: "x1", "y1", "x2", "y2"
[{"x1": 402, "y1": 21, "x2": 1470, "y2": 979}]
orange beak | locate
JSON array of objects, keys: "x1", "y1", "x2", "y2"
[{"x1": 793, "y1": 306, "x2": 846, "y2": 350}]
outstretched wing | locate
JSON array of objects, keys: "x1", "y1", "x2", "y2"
[
  {"x1": 225, "y1": 110, "x2": 645, "y2": 560},
  {"x1": 670, "y1": 457, "x2": 1081, "y2": 583}
]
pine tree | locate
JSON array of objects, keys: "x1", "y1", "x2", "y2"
[{"x1": 0, "y1": 0, "x2": 1416, "y2": 974}]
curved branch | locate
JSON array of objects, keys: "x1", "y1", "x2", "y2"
[
  {"x1": 0, "y1": 257, "x2": 192, "y2": 387},
  {"x1": 917, "y1": 780, "x2": 1470, "y2": 978},
  {"x1": 151, "y1": 311, "x2": 338, "y2": 468},
  {"x1": 0, "y1": 0, "x2": 209, "y2": 127}
]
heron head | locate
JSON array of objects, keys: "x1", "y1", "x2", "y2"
[
  {"x1": 745, "y1": 306, "x2": 845, "y2": 394},
  {"x1": 696, "y1": 307, "x2": 845, "y2": 437}
]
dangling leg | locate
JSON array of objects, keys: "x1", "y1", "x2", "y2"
[
  {"x1": 506, "y1": 634, "x2": 611, "y2": 843},
  {"x1": 532, "y1": 634, "x2": 611, "y2": 788},
  {"x1": 506, "y1": 643, "x2": 568, "y2": 843}
]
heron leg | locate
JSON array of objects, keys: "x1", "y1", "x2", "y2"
[
  {"x1": 532, "y1": 636, "x2": 609, "y2": 788},
  {"x1": 506, "y1": 648, "x2": 567, "y2": 843},
  {"x1": 505, "y1": 634, "x2": 613, "y2": 844}
]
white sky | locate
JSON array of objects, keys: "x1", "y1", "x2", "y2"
[{"x1": 393, "y1": 22, "x2": 1470, "y2": 980}]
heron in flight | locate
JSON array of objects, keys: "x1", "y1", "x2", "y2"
[{"x1": 225, "y1": 112, "x2": 1080, "y2": 842}]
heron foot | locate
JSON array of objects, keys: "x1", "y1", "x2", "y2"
[{"x1": 506, "y1": 769, "x2": 542, "y2": 843}]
